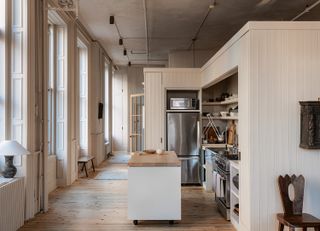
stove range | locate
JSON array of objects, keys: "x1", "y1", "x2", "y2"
[{"x1": 208, "y1": 148, "x2": 239, "y2": 220}]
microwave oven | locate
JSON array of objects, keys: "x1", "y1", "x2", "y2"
[{"x1": 169, "y1": 98, "x2": 198, "y2": 110}]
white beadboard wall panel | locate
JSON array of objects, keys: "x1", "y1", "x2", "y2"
[
  {"x1": 162, "y1": 68, "x2": 201, "y2": 88},
  {"x1": 0, "y1": 178, "x2": 24, "y2": 231},
  {"x1": 237, "y1": 33, "x2": 251, "y2": 231},
  {"x1": 249, "y1": 29, "x2": 320, "y2": 231},
  {"x1": 201, "y1": 25, "x2": 249, "y2": 88},
  {"x1": 200, "y1": 31, "x2": 251, "y2": 231},
  {"x1": 144, "y1": 72, "x2": 164, "y2": 150},
  {"x1": 47, "y1": 155, "x2": 57, "y2": 193},
  {"x1": 112, "y1": 68, "x2": 128, "y2": 152},
  {"x1": 199, "y1": 22, "x2": 320, "y2": 231}
]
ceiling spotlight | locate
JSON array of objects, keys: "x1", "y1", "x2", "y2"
[
  {"x1": 119, "y1": 38, "x2": 123, "y2": 45},
  {"x1": 109, "y1": 16, "x2": 115, "y2": 24},
  {"x1": 128, "y1": 61, "x2": 131, "y2": 67},
  {"x1": 123, "y1": 49, "x2": 127, "y2": 56}
]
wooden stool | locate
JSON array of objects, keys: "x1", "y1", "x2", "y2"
[
  {"x1": 78, "y1": 156, "x2": 95, "y2": 177},
  {"x1": 277, "y1": 174, "x2": 320, "y2": 231}
]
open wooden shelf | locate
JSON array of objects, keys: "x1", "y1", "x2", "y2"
[
  {"x1": 202, "y1": 98, "x2": 238, "y2": 106},
  {"x1": 202, "y1": 116, "x2": 238, "y2": 120}
]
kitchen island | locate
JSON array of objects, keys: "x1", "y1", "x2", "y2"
[{"x1": 128, "y1": 151, "x2": 181, "y2": 225}]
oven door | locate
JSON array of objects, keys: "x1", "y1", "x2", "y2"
[
  {"x1": 217, "y1": 167, "x2": 230, "y2": 208},
  {"x1": 179, "y1": 156, "x2": 201, "y2": 184}
]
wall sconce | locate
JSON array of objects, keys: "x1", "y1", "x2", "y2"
[
  {"x1": 119, "y1": 38, "x2": 123, "y2": 45},
  {"x1": 109, "y1": 16, "x2": 115, "y2": 24},
  {"x1": 123, "y1": 49, "x2": 127, "y2": 56}
]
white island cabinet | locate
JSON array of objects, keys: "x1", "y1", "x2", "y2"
[{"x1": 128, "y1": 151, "x2": 181, "y2": 225}]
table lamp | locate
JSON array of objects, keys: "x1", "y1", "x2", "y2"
[{"x1": 0, "y1": 140, "x2": 30, "y2": 178}]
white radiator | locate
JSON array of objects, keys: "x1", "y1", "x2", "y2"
[{"x1": 0, "y1": 177, "x2": 25, "y2": 231}]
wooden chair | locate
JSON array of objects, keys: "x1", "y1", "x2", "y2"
[{"x1": 277, "y1": 174, "x2": 320, "y2": 231}]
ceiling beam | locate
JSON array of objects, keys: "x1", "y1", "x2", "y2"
[{"x1": 292, "y1": 0, "x2": 320, "y2": 21}]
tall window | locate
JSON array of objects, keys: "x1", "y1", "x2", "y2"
[
  {"x1": 47, "y1": 23, "x2": 55, "y2": 155},
  {"x1": 47, "y1": 21, "x2": 67, "y2": 157},
  {"x1": 0, "y1": 0, "x2": 6, "y2": 141},
  {"x1": 78, "y1": 42, "x2": 88, "y2": 154},
  {"x1": 104, "y1": 61, "x2": 109, "y2": 142}
]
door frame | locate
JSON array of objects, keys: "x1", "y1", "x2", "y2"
[{"x1": 129, "y1": 93, "x2": 144, "y2": 153}]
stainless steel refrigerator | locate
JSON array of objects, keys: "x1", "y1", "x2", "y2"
[{"x1": 167, "y1": 112, "x2": 200, "y2": 184}]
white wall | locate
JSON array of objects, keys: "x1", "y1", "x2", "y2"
[
  {"x1": 201, "y1": 22, "x2": 320, "y2": 231},
  {"x1": 47, "y1": 155, "x2": 57, "y2": 193},
  {"x1": 112, "y1": 67, "x2": 128, "y2": 152},
  {"x1": 0, "y1": 0, "x2": 114, "y2": 221},
  {"x1": 168, "y1": 50, "x2": 215, "y2": 68},
  {"x1": 89, "y1": 43, "x2": 105, "y2": 165},
  {"x1": 127, "y1": 66, "x2": 144, "y2": 97},
  {"x1": 112, "y1": 65, "x2": 155, "y2": 152},
  {"x1": 249, "y1": 28, "x2": 320, "y2": 231}
]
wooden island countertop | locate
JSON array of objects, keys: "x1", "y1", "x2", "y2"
[{"x1": 128, "y1": 151, "x2": 181, "y2": 167}]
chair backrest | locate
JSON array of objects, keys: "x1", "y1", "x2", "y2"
[{"x1": 278, "y1": 174, "x2": 305, "y2": 215}]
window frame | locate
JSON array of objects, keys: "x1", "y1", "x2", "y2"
[
  {"x1": 104, "y1": 60, "x2": 110, "y2": 142},
  {"x1": 47, "y1": 22, "x2": 56, "y2": 155},
  {"x1": 0, "y1": 0, "x2": 7, "y2": 142},
  {"x1": 77, "y1": 39, "x2": 89, "y2": 152}
]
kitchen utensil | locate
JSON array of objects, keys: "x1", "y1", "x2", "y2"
[
  {"x1": 156, "y1": 149, "x2": 164, "y2": 154},
  {"x1": 220, "y1": 111, "x2": 229, "y2": 117}
]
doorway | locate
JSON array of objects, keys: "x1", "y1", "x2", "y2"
[{"x1": 129, "y1": 94, "x2": 144, "y2": 152}]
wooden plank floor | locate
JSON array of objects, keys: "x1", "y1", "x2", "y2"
[{"x1": 19, "y1": 154, "x2": 235, "y2": 231}]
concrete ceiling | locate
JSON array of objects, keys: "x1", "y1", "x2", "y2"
[{"x1": 78, "y1": 0, "x2": 320, "y2": 66}]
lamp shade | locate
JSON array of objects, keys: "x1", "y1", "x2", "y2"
[{"x1": 0, "y1": 140, "x2": 30, "y2": 156}]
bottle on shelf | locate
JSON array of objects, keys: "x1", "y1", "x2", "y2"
[{"x1": 227, "y1": 121, "x2": 236, "y2": 145}]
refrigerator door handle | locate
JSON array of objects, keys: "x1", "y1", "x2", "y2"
[{"x1": 179, "y1": 156, "x2": 199, "y2": 161}]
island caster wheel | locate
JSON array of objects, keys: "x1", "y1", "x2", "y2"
[
  {"x1": 169, "y1": 220, "x2": 174, "y2": 225},
  {"x1": 133, "y1": 220, "x2": 138, "y2": 225}
]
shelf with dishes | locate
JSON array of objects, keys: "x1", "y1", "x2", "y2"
[
  {"x1": 202, "y1": 98, "x2": 238, "y2": 106},
  {"x1": 201, "y1": 143, "x2": 233, "y2": 149},
  {"x1": 202, "y1": 105, "x2": 238, "y2": 121},
  {"x1": 202, "y1": 116, "x2": 238, "y2": 120}
]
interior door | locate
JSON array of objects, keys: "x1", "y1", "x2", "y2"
[{"x1": 129, "y1": 94, "x2": 144, "y2": 152}]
